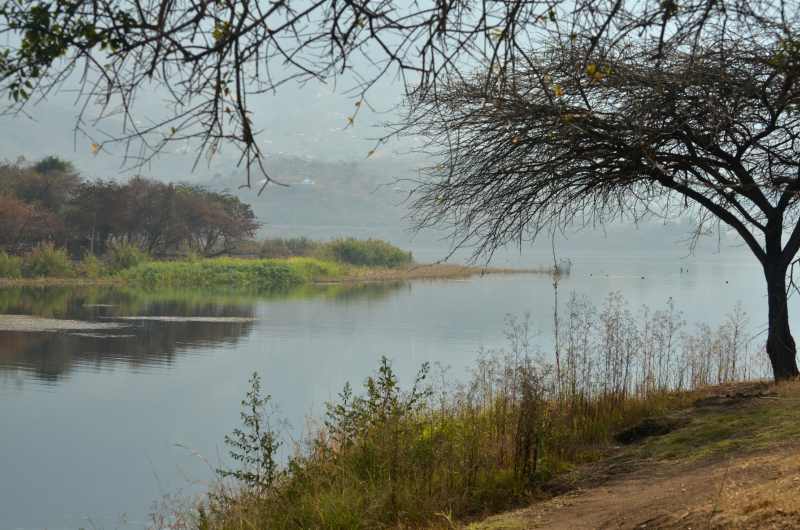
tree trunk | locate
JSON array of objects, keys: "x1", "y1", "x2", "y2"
[{"x1": 764, "y1": 263, "x2": 800, "y2": 381}]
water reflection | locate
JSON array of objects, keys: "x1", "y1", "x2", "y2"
[{"x1": 0, "y1": 282, "x2": 406, "y2": 383}]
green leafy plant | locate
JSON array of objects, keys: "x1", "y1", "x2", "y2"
[
  {"x1": 0, "y1": 251, "x2": 22, "y2": 278},
  {"x1": 77, "y1": 251, "x2": 106, "y2": 278},
  {"x1": 22, "y1": 243, "x2": 74, "y2": 277},
  {"x1": 218, "y1": 372, "x2": 282, "y2": 493},
  {"x1": 106, "y1": 241, "x2": 149, "y2": 273}
]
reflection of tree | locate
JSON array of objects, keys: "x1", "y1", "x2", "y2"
[
  {"x1": 0, "y1": 286, "x2": 255, "y2": 319},
  {"x1": 0, "y1": 287, "x2": 257, "y2": 382},
  {"x1": 0, "y1": 287, "x2": 76, "y2": 318},
  {"x1": 0, "y1": 319, "x2": 255, "y2": 382},
  {"x1": 0, "y1": 282, "x2": 407, "y2": 382}
]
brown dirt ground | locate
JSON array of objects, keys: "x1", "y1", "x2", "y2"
[{"x1": 470, "y1": 384, "x2": 800, "y2": 530}]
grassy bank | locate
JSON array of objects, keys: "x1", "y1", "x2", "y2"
[
  {"x1": 193, "y1": 379, "x2": 797, "y2": 530},
  {"x1": 121, "y1": 259, "x2": 542, "y2": 290},
  {"x1": 155, "y1": 298, "x2": 775, "y2": 530},
  {"x1": 0, "y1": 259, "x2": 538, "y2": 290},
  {"x1": 0, "y1": 253, "x2": 542, "y2": 290},
  {"x1": 170, "y1": 359, "x2": 698, "y2": 530},
  {"x1": 0, "y1": 238, "x2": 549, "y2": 290}
]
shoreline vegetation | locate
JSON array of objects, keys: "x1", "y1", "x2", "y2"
[
  {"x1": 0, "y1": 158, "x2": 552, "y2": 291},
  {"x1": 153, "y1": 297, "x2": 777, "y2": 530},
  {"x1": 0, "y1": 157, "x2": 555, "y2": 291},
  {"x1": 0, "y1": 238, "x2": 554, "y2": 290},
  {"x1": 0, "y1": 258, "x2": 547, "y2": 289}
]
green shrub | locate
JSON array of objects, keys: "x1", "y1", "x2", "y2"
[
  {"x1": 106, "y1": 242, "x2": 149, "y2": 273},
  {"x1": 318, "y1": 238, "x2": 412, "y2": 268},
  {"x1": 77, "y1": 252, "x2": 106, "y2": 278},
  {"x1": 0, "y1": 251, "x2": 22, "y2": 278},
  {"x1": 285, "y1": 257, "x2": 344, "y2": 280},
  {"x1": 23, "y1": 243, "x2": 74, "y2": 278}
]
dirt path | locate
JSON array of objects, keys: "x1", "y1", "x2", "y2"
[{"x1": 474, "y1": 446, "x2": 800, "y2": 529}]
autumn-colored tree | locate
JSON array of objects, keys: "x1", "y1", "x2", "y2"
[
  {"x1": 1, "y1": 158, "x2": 260, "y2": 257},
  {"x1": 0, "y1": 195, "x2": 62, "y2": 251}
]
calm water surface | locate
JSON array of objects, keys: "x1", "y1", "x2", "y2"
[{"x1": 0, "y1": 252, "x2": 792, "y2": 529}]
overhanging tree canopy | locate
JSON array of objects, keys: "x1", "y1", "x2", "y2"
[
  {"x1": 405, "y1": 38, "x2": 800, "y2": 380},
  {"x1": 0, "y1": 0, "x2": 795, "y2": 187}
]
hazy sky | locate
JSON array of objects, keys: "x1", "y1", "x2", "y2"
[{"x1": 0, "y1": 64, "x2": 412, "y2": 182}]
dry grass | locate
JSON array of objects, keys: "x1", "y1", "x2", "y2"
[
  {"x1": 468, "y1": 380, "x2": 800, "y2": 530},
  {"x1": 700, "y1": 448, "x2": 800, "y2": 529}
]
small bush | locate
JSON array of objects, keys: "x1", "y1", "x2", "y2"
[
  {"x1": 318, "y1": 238, "x2": 413, "y2": 268},
  {"x1": 106, "y1": 242, "x2": 149, "y2": 273},
  {"x1": 0, "y1": 251, "x2": 22, "y2": 278},
  {"x1": 77, "y1": 252, "x2": 106, "y2": 278},
  {"x1": 23, "y1": 243, "x2": 74, "y2": 278}
]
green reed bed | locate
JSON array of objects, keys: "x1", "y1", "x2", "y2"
[{"x1": 123, "y1": 257, "x2": 346, "y2": 290}]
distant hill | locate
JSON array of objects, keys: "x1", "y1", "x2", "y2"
[{"x1": 203, "y1": 155, "x2": 416, "y2": 232}]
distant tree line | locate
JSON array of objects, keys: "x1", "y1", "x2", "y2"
[{"x1": 0, "y1": 156, "x2": 259, "y2": 257}]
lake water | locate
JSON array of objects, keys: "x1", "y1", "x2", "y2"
[{"x1": 0, "y1": 251, "x2": 794, "y2": 529}]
